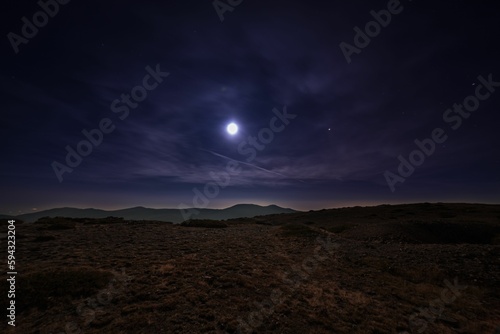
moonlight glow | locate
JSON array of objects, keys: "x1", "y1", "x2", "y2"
[{"x1": 226, "y1": 122, "x2": 238, "y2": 135}]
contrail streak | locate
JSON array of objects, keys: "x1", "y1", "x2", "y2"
[{"x1": 200, "y1": 148, "x2": 303, "y2": 182}]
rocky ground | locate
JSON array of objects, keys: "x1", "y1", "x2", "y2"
[{"x1": 1, "y1": 203, "x2": 500, "y2": 333}]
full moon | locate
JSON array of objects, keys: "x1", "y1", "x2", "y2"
[{"x1": 226, "y1": 122, "x2": 238, "y2": 135}]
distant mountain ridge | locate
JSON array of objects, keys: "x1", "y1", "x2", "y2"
[{"x1": 6, "y1": 204, "x2": 298, "y2": 223}]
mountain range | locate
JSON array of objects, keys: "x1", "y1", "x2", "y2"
[{"x1": 1, "y1": 204, "x2": 297, "y2": 224}]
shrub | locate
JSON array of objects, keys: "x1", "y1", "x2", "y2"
[
  {"x1": 32, "y1": 235, "x2": 56, "y2": 242},
  {"x1": 324, "y1": 225, "x2": 350, "y2": 234},
  {"x1": 181, "y1": 219, "x2": 227, "y2": 228},
  {"x1": 34, "y1": 217, "x2": 76, "y2": 230},
  {"x1": 2, "y1": 268, "x2": 112, "y2": 312},
  {"x1": 280, "y1": 223, "x2": 319, "y2": 238}
]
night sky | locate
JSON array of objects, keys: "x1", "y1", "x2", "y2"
[{"x1": 2, "y1": 0, "x2": 499, "y2": 215}]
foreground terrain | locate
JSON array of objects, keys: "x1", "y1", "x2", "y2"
[{"x1": 1, "y1": 203, "x2": 500, "y2": 333}]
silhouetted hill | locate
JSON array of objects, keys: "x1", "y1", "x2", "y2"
[{"x1": 10, "y1": 204, "x2": 298, "y2": 223}]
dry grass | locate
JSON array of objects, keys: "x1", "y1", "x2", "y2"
[{"x1": 2, "y1": 203, "x2": 499, "y2": 333}]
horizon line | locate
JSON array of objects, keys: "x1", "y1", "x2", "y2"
[{"x1": 3, "y1": 201, "x2": 500, "y2": 217}]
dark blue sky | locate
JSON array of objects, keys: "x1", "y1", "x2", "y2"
[{"x1": 1, "y1": 0, "x2": 499, "y2": 214}]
